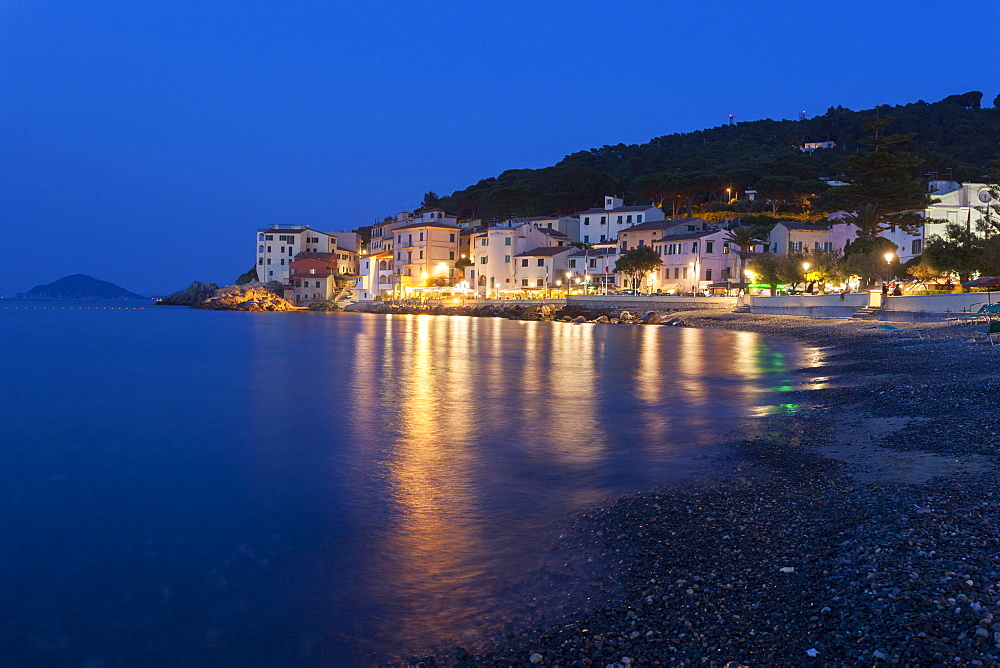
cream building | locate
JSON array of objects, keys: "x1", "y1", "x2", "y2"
[{"x1": 256, "y1": 225, "x2": 338, "y2": 285}]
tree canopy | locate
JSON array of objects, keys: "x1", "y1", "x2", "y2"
[
  {"x1": 614, "y1": 246, "x2": 663, "y2": 290},
  {"x1": 422, "y1": 92, "x2": 999, "y2": 223}
]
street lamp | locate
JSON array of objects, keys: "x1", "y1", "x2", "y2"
[
  {"x1": 565, "y1": 271, "x2": 573, "y2": 300},
  {"x1": 689, "y1": 261, "x2": 696, "y2": 295},
  {"x1": 802, "y1": 262, "x2": 811, "y2": 293},
  {"x1": 884, "y1": 252, "x2": 894, "y2": 283}
]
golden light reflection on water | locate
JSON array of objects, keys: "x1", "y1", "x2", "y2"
[{"x1": 336, "y1": 315, "x2": 819, "y2": 655}]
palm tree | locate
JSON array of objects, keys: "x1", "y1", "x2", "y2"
[
  {"x1": 839, "y1": 202, "x2": 883, "y2": 240},
  {"x1": 724, "y1": 226, "x2": 763, "y2": 292}
]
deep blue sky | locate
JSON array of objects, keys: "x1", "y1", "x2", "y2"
[{"x1": 2, "y1": 0, "x2": 996, "y2": 296}]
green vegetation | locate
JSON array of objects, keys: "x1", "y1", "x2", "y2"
[
  {"x1": 614, "y1": 246, "x2": 663, "y2": 290},
  {"x1": 426, "y1": 92, "x2": 999, "y2": 222}
]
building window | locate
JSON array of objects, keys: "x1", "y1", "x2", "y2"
[
  {"x1": 912, "y1": 239, "x2": 922, "y2": 254},
  {"x1": 706, "y1": 269, "x2": 712, "y2": 281},
  {"x1": 683, "y1": 267, "x2": 688, "y2": 279},
  {"x1": 280, "y1": 259, "x2": 285, "y2": 265},
  {"x1": 505, "y1": 237, "x2": 511, "y2": 246},
  {"x1": 589, "y1": 259, "x2": 596, "y2": 268},
  {"x1": 419, "y1": 232, "x2": 424, "y2": 241},
  {"x1": 504, "y1": 255, "x2": 510, "y2": 263},
  {"x1": 584, "y1": 235, "x2": 589, "y2": 243},
  {"x1": 600, "y1": 235, "x2": 606, "y2": 242},
  {"x1": 309, "y1": 268, "x2": 316, "y2": 274},
  {"x1": 521, "y1": 259, "x2": 528, "y2": 267},
  {"x1": 536, "y1": 278, "x2": 544, "y2": 287},
  {"x1": 259, "y1": 234, "x2": 264, "y2": 241},
  {"x1": 600, "y1": 216, "x2": 605, "y2": 225},
  {"x1": 267, "y1": 246, "x2": 272, "y2": 253},
  {"x1": 637, "y1": 215, "x2": 643, "y2": 223},
  {"x1": 723, "y1": 243, "x2": 730, "y2": 254},
  {"x1": 584, "y1": 217, "x2": 590, "y2": 225},
  {"x1": 674, "y1": 267, "x2": 679, "y2": 279},
  {"x1": 638, "y1": 240, "x2": 645, "y2": 247},
  {"x1": 258, "y1": 258, "x2": 263, "y2": 265},
  {"x1": 419, "y1": 250, "x2": 424, "y2": 259},
  {"x1": 280, "y1": 247, "x2": 285, "y2": 254},
  {"x1": 706, "y1": 241, "x2": 714, "y2": 253},
  {"x1": 267, "y1": 259, "x2": 271, "y2": 265},
  {"x1": 569, "y1": 259, "x2": 577, "y2": 268},
  {"x1": 621, "y1": 242, "x2": 628, "y2": 251},
  {"x1": 265, "y1": 235, "x2": 273, "y2": 241},
  {"x1": 537, "y1": 259, "x2": 544, "y2": 267},
  {"x1": 522, "y1": 279, "x2": 528, "y2": 286},
  {"x1": 480, "y1": 256, "x2": 488, "y2": 264},
  {"x1": 481, "y1": 238, "x2": 488, "y2": 246},
  {"x1": 449, "y1": 251, "x2": 455, "y2": 260},
  {"x1": 626, "y1": 215, "x2": 632, "y2": 224}
]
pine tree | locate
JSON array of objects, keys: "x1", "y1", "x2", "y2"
[{"x1": 827, "y1": 115, "x2": 935, "y2": 238}]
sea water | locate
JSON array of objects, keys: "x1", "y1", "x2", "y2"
[{"x1": 0, "y1": 302, "x2": 813, "y2": 664}]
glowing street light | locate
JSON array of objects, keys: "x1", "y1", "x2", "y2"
[{"x1": 884, "y1": 252, "x2": 894, "y2": 283}]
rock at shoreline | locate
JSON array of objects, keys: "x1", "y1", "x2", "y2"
[
  {"x1": 158, "y1": 281, "x2": 220, "y2": 306},
  {"x1": 307, "y1": 299, "x2": 341, "y2": 312},
  {"x1": 640, "y1": 311, "x2": 662, "y2": 325},
  {"x1": 194, "y1": 282, "x2": 295, "y2": 311}
]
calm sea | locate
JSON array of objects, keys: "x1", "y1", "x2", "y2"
[{"x1": 0, "y1": 300, "x2": 814, "y2": 665}]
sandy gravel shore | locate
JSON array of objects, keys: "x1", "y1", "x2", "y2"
[{"x1": 400, "y1": 313, "x2": 1000, "y2": 667}]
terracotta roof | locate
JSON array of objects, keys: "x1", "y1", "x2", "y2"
[
  {"x1": 514, "y1": 246, "x2": 574, "y2": 258},
  {"x1": 392, "y1": 222, "x2": 462, "y2": 232},
  {"x1": 575, "y1": 204, "x2": 658, "y2": 215},
  {"x1": 653, "y1": 229, "x2": 721, "y2": 243},
  {"x1": 776, "y1": 222, "x2": 831, "y2": 231},
  {"x1": 569, "y1": 247, "x2": 617, "y2": 257},
  {"x1": 620, "y1": 217, "x2": 707, "y2": 234},
  {"x1": 261, "y1": 227, "x2": 308, "y2": 234},
  {"x1": 293, "y1": 252, "x2": 334, "y2": 261},
  {"x1": 538, "y1": 228, "x2": 568, "y2": 237}
]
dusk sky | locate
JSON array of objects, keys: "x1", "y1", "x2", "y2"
[{"x1": 2, "y1": 0, "x2": 997, "y2": 296}]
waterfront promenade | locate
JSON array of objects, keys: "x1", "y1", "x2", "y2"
[{"x1": 416, "y1": 312, "x2": 1000, "y2": 666}]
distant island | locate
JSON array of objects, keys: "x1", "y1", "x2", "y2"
[{"x1": 14, "y1": 274, "x2": 149, "y2": 301}]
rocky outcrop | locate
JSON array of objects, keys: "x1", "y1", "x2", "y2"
[
  {"x1": 194, "y1": 282, "x2": 296, "y2": 311},
  {"x1": 307, "y1": 300, "x2": 341, "y2": 312},
  {"x1": 158, "y1": 281, "x2": 219, "y2": 306}
]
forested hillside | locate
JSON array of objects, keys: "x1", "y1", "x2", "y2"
[{"x1": 428, "y1": 92, "x2": 1000, "y2": 222}]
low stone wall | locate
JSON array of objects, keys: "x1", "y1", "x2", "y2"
[
  {"x1": 746, "y1": 292, "x2": 1000, "y2": 322},
  {"x1": 568, "y1": 295, "x2": 737, "y2": 311}
]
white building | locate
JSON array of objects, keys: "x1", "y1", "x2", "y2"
[
  {"x1": 466, "y1": 223, "x2": 560, "y2": 297},
  {"x1": 510, "y1": 215, "x2": 581, "y2": 243},
  {"x1": 924, "y1": 181, "x2": 997, "y2": 240},
  {"x1": 567, "y1": 245, "x2": 619, "y2": 290},
  {"x1": 256, "y1": 225, "x2": 338, "y2": 285},
  {"x1": 512, "y1": 246, "x2": 575, "y2": 294},
  {"x1": 572, "y1": 196, "x2": 665, "y2": 243}
]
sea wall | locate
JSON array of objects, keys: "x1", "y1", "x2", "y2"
[{"x1": 745, "y1": 292, "x2": 997, "y2": 321}]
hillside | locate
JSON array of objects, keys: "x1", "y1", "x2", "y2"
[
  {"x1": 15, "y1": 274, "x2": 148, "y2": 300},
  {"x1": 432, "y1": 91, "x2": 1000, "y2": 222}
]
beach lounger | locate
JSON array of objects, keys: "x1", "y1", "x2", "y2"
[
  {"x1": 948, "y1": 304, "x2": 1000, "y2": 324},
  {"x1": 978, "y1": 322, "x2": 1000, "y2": 345},
  {"x1": 863, "y1": 325, "x2": 926, "y2": 339}
]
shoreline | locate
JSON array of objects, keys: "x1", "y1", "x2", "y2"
[{"x1": 404, "y1": 313, "x2": 1000, "y2": 666}]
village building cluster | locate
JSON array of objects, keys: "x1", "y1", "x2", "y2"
[{"x1": 252, "y1": 180, "x2": 998, "y2": 305}]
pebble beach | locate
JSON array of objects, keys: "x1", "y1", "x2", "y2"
[{"x1": 402, "y1": 313, "x2": 1000, "y2": 667}]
